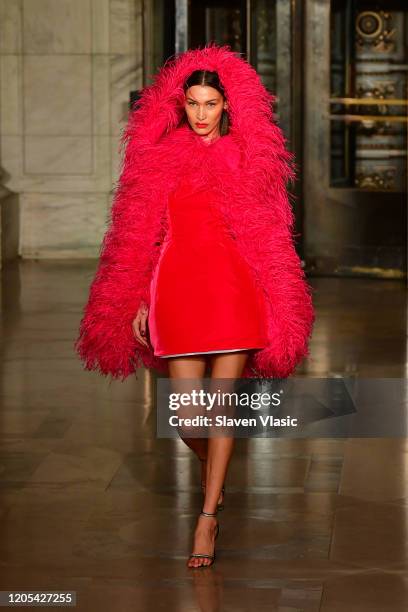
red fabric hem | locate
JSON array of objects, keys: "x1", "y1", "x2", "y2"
[{"x1": 154, "y1": 338, "x2": 268, "y2": 358}]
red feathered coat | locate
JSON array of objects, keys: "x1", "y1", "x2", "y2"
[{"x1": 74, "y1": 44, "x2": 315, "y2": 381}]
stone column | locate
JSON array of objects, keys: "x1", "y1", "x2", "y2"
[{"x1": 0, "y1": 0, "x2": 143, "y2": 266}]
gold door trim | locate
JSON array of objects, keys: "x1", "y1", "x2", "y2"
[
  {"x1": 329, "y1": 114, "x2": 408, "y2": 122},
  {"x1": 330, "y1": 97, "x2": 408, "y2": 106}
]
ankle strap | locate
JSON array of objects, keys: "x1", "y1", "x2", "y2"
[{"x1": 200, "y1": 510, "x2": 217, "y2": 518}]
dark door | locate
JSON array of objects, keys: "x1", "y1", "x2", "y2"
[{"x1": 303, "y1": 0, "x2": 407, "y2": 279}]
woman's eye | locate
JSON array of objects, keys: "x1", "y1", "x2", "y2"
[{"x1": 187, "y1": 101, "x2": 216, "y2": 107}]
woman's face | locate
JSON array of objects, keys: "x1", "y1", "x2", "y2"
[{"x1": 184, "y1": 85, "x2": 228, "y2": 138}]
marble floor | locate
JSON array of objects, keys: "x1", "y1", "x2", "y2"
[{"x1": 0, "y1": 259, "x2": 407, "y2": 611}]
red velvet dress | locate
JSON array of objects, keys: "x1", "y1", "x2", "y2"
[{"x1": 148, "y1": 174, "x2": 268, "y2": 357}]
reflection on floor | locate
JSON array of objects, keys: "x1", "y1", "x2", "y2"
[{"x1": 0, "y1": 260, "x2": 407, "y2": 611}]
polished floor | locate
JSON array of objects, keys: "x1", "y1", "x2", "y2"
[{"x1": 0, "y1": 259, "x2": 407, "y2": 611}]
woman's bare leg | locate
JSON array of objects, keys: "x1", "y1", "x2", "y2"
[
  {"x1": 188, "y1": 350, "x2": 249, "y2": 568},
  {"x1": 168, "y1": 357, "x2": 226, "y2": 505},
  {"x1": 167, "y1": 355, "x2": 208, "y2": 461}
]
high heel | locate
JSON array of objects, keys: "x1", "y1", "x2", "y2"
[{"x1": 188, "y1": 510, "x2": 219, "y2": 569}]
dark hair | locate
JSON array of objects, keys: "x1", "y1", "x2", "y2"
[{"x1": 182, "y1": 70, "x2": 230, "y2": 136}]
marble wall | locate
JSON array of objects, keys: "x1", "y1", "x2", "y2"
[{"x1": 0, "y1": 0, "x2": 143, "y2": 263}]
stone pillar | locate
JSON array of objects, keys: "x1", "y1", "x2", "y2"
[{"x1": 0, "y1": 0, "x2": 143, "y2": 266}]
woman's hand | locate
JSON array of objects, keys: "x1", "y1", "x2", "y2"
[{"x1": 132, "y1": 301, "x2": 150, "y2": 348}]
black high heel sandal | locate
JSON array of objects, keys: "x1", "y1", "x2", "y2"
[{"x1": 188, "y1": 510, "x2": 219, "y2": 569}]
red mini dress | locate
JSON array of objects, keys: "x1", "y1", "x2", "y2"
[{"x1": 147, "y1": 175, "x2": 268, "y2": 357}]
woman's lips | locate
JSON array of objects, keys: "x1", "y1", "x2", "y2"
[{"x1": 195, "y1": 123, "x2": 208, "y2": 127}]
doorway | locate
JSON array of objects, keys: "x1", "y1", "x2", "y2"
[{"x1": 304, "y1": 0, "x2": 407, "y2": 278}]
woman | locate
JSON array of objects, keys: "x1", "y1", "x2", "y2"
[{"x1": 75, "y1": 43, "x2": 315, "y2": 568}]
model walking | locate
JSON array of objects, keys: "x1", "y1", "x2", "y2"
[{"x1": 75, "y1": 43, "x2": 315, "y2": 569}]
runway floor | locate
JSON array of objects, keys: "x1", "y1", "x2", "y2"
[{"x1": 0, "y1": 259, "x2": 407, "y2": 611}]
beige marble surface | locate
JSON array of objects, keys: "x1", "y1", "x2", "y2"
[
  {"x1": 0, "y1": 0, "x2": 143, "y2": 262},
  {"x1": 20, "y1": 192, "x2": 109, "y2": 257}
]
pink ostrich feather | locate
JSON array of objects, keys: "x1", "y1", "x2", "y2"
[{"x1": 74, "y1": 43, "x2": 315, "y2": 381}]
